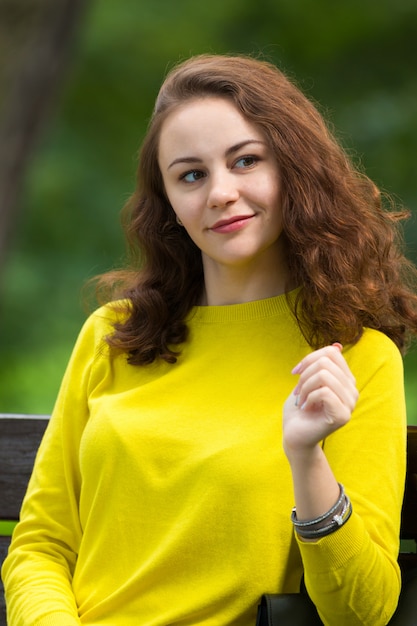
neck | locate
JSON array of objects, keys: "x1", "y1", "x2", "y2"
[{"x1": 201, "y1": 251, "x2": 291, "y2": 306}]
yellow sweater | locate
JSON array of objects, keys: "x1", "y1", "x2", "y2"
[{"x1": 2, "y1": 293, "x2": 406, "y2": 625}]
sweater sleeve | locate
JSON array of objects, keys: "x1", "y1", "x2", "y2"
[
  {"x1": 1, "y1": 308, "x2": 113, "y2": 626},
  {"x1": 297, "y1": 330, "x2": 407, "y2": 625}
]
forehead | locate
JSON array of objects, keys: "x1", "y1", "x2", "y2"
[{"x1": 158, "y1": 97, "x2": 265, "y2": 161}]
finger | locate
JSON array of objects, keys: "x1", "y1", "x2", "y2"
[
  {"x1": 298, "y1": 386, "x2": 352, "y2": 426},
  {"x1": 292, "y1": 344, "x2": 352, "y2": 379},
  {"x1": 296, "y1": 368, "x2": 358, "y2": 413},
  {"x1": 294, "y1": 357, "x2": 356, "y2": 402}
]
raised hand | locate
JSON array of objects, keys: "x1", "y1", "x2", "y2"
[{"x1": 283, "y1": 343, "x2": 359, "y2": 457}]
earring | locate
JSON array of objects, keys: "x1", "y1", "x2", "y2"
[{"x1": 176, "y1": 215, "x2": 183, "y2": 226}]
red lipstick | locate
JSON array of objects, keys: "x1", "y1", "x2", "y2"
[{"x1": 210, "y1": 215, "x2": 254, "y2": 234}]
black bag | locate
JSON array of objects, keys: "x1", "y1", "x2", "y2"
[{"x1": 256, "y1": 592, "x2": 322, "y2": 626}]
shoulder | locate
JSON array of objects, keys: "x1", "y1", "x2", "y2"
[
  {"x1": 351, "y1": 327, "x2": 401, "y2": 359},
  {"x1": 73, "y1": 300, "x2": 131, "y2": 356},
  {"x1": 344, "y1": 328, "x2": 403, "y2": 385},
  {"x1": 88, "y1": 300, "x2": 130, "y2": 330}
]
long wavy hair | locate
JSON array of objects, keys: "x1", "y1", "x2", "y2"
[{"x1": 95, "y1": 54, "x2": 417, "y2": 364}]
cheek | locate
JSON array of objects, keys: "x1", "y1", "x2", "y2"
[
  {"x1": 269, "y1": 180, "x2": 282, "y2": 213},
  {"x1": 164, "y1": 191, "x2": 185, "y2": 221},
  {"x1": 265, "y1": 183, "x2": 283, "y2": 228},
  {"x1": 268, "y1": 173, "x2": 281, "y2": 202},
  {"x1": 168, "y1": 191, "x2": 202, "y2": 224},
  {"x1": 253, "y1": 169, "x2": 281, "y2": 203},
  {"x1": 161, "y1": 175, "x2": 182, "y2": 209},
  {"x1": 161, "y1": 181, "x2": 175, "y2": 208}
]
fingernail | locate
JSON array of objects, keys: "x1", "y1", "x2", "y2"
[
  {"x1": 332, "y1": 342, "x2": 343, "y2": 352},
  {"x1": 292, "y1": 363, "x2": 302, "y2": 375}
]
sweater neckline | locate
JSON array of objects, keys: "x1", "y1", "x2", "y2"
[{"x1": 189, "y1": 288, "x2": 300, "y2": 324}]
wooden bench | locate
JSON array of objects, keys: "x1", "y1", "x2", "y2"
[
  {"x1": 1, "y1": 413, "x2": 416, "y2": 625},
  {"x1": 0, "y1": 413, "x2": 49, "y2": 625}
]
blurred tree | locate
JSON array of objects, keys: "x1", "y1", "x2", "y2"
[
  {"x1": 0, "y1": 0, "x2": 416, "y2": 417},
  {"x1": 0, "y1": 0, "x2": 89, "y2": 268}
]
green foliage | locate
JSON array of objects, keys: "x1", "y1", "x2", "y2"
[{"x1": 1, "y1": 0, "x2": 416, "y2": 417}]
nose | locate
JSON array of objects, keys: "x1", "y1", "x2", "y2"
[{"x1": 207, "y1": 171, "x2": 239, "y2": 209}]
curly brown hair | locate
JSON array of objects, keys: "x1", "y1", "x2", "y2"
[{"x1": 95, "y1": 54, "x2": 417, "y2": 364}]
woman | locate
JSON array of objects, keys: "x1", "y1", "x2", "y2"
[{"x1": 3, "y1": 54, "x2": 417, "y2": 626}]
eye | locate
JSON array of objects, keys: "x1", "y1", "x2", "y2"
[
  {"x1": 234, "y1": 155, "x2": 259, "y2": 169},
  {"x1": 180, "y1": 169, "x2": 206, "y2": 183}
]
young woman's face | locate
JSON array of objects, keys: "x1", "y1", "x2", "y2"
[{"x1": 158, "y1": 97, "x2": 284, "y2": 275}]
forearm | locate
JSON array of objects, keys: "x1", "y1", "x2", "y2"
[
  {"x1": 3, "y1": 554, "x2": 81, "y2": 626},
  {"x1": 285, "y1": 443, "x2": 340, "y2": 524}
]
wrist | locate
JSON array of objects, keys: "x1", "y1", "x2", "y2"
[
  {"x1": 283, "y1": 439, "x2": 323, "y2": 466},
  {"x1": 285, "y1": 444, "x2": 342, "y2": 523},
  {"x1": 291, "y1": 483, "x2": 353, "y2": 539}
]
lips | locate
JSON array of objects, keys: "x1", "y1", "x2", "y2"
[{"x1": 210, "y1": 214, "x2": 254, "y2": 234}]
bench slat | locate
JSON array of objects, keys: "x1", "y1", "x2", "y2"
[
  {"x1": 0, "y1": 537, "x2": 9, "y2": 622},
  {"x1": 402, "y1": 426, "x2": 417, "y2": 541},
  {"x1": 0, "y1": 415, "x2": 49, "y2": 519}
]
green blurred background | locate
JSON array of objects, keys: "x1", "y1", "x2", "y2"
[{"x1": 0, "y1": 0, "x2": 416, "y2": 421}]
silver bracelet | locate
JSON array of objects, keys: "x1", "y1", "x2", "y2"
[
  {"x1": 294, "y1": 494, "x2": 352, "y2": 539},
  {"x1": 291, "y1": 483, "x2": 345, "y2": 529},
  {"x1": 291, "y1": 491, "x2": 352, "y2": 539}
]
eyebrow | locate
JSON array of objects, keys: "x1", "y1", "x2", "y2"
[{"x1": 167, "y1": 139, "x2": 266, "y2": 170}]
